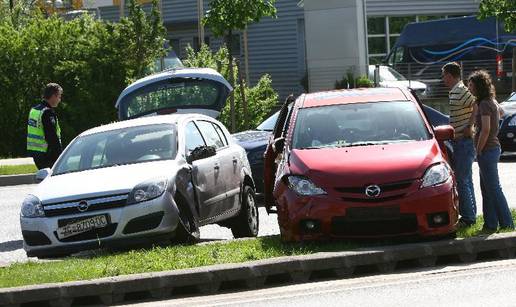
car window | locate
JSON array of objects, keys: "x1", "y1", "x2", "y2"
[
  {"x1": 292, "y1": 101, "x2": 430, "y2": 149},
  {"x1": 185, "y1": 121, "x2": 206, "y2": 154},
  {"x1": 257, "y1": 111, "x2": 279, "y2": 131},
  {"x1": 120, "y1": 78, "x2": 223, "y2": 119},
  {"x1": 196, "y1": 120, "x2": 225, "y2": 149},
  {"x1": 505, "y1": 93, "x2": 516, "y2": 104},
  {"x1": 54, "y1": 124, "x2": 177, "y2": 175},
  {"x1": 212, "y1": 122, "x2": 228, "y2": 146}
]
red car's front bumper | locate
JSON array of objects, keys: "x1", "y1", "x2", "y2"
[{"x1": 274, "y1": 178, "x2": 458, "y2": 241}]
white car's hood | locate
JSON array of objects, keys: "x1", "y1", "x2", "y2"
[
  {"x1": 380, "y1": 80, "x2": 427, "y2": 91},
  {"x1": 34, "y1": 160, "x2": 179, "y2": 203}
]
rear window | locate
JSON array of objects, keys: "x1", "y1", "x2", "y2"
[
  {"x1": 292, "y1": 101, "x2": 430, "y2": 149},
  {"x1": 118, "y1": 78, "x2": 228, "y2": 119}
]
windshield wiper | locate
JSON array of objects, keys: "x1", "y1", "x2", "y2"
[{"x1": 339, "y1": 142, "x2": 380, "y2": 147}]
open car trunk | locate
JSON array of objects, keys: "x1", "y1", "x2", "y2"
[{"x1": 116, "y1": 68, "x2": 232, "y2": 120}]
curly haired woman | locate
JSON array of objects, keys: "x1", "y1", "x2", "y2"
[{"x1": 467, "y1": 70, "x2": 514, "y2": 232}]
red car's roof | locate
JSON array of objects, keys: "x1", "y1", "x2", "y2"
[{"x1": 301, "y1": 87, "x2": 411, "y2": 108}]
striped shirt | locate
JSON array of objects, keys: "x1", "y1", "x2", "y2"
[{"x1": 449, "y1": 81, "x2": 475, "y2": 139}]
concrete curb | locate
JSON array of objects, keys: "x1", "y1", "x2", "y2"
[
  {"x1": 1, "y1": 233, "x2": 516, "y2": 306},
  {"x1": 0, "y1": 174, "x2": 35, "y2": 187}
]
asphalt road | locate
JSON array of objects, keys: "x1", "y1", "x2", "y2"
[
  {"x1": 128, "y1": 259, "x2": 516, "y2": 306},
  {"x1": 1, "y1": 154, "x2": 515, "y2": 266}
]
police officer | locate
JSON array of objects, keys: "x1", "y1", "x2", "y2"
[{"x1": 27, "y1": 83, "x2": 63, "y2": 169}]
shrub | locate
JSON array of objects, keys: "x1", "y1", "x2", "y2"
[
  {"x1": 184, "y1": 44, "x2": 278, "y2": 132},
  {"x1": 0, "y1": 0, "x2": 166, "y2": 157}
]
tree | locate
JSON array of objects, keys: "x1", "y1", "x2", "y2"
[
  {"x1": 203, "y1": 0, "x2": 276, "y2": 132},
  {"x1": 0, "y1": 0, "x2": 167, "y2": 157},
  {"x1": 478, "y1": 0, "x2": 516, "y2": 32},
  {"x1": 184, "y1": 44, "x2": 278, "y2": 132}
]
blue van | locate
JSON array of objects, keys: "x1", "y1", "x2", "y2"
[{"x1": 385, "y1": 16, "x2": 515, "y2": 97}]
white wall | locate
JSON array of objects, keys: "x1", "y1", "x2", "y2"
[{"x1": 303, "y1": 0, "x2": 367, "y2": 92}]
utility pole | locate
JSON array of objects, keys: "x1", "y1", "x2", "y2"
[{"x1": 197, "y1": 0, "x2": 204, "y2": 48}]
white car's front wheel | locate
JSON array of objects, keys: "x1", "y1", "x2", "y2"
[{"x1": 230, "y1": 185, "x2": 259, "y2": 238}]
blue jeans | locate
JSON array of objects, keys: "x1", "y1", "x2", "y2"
[
  {"x1": 477, "y1": 146, "x2": 514, "y2": 229},
  {"x1": 451, "y1": 138, "x2": 476, "y2": 223}
]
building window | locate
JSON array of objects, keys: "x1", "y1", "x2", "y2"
[
  {"x1": 368, "y1": 37, "x2": 387, "y2": 55},
  {"x1": 367, "y1": 17, "x2": 386, "y2": 35},
  {"x1": 389, "y1": 16, "x2": 416, "y2": 34},
  {"x1": 417, "y1": 15, "x2": 445, "y2": 22}
]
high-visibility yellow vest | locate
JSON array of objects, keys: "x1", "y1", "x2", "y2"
[{"x1": 27, "y1": 105, "x2": 61, "y2": 153}]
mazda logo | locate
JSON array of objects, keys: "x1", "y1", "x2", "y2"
[
  {"x1": 365, "y1": 185, "x2": 381, "y2": 198},
  {"x1": 77, "y1": 201, "x2": 89, "y2": 212}
]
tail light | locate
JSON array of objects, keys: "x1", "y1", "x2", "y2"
[{"x1": 496, "y1": 54, "x2": 504, "y2": 77}]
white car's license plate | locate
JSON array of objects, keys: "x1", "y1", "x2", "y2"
[{"x1": 57, "y1": 215, "x2": 108, "y2": 239}]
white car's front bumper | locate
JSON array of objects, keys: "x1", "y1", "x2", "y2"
[{"x1": 20, "y1": 192, "x2": 180, "y2": 257}]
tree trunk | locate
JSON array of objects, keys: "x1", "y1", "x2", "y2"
[
  {"x1": 237, "y1": 59, "x2": 248, "y2": 129},
  {"x1": 226, "y1": 31, "x2": 236, "y2": 132}
]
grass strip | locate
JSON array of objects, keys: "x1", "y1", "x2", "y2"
[
  {"x1": 1, "y1": 210, "x2": 515, "y2": 289},
  {"x1": 0, "y1": 164, "x2": 37, "y2": 176}
]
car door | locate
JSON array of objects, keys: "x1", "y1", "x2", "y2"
[
  {"x1": 263, "y1": 96, "x2": 295, "y2": 213},
  {"x1": 184, "y1": 121, "x2": 224, "y2": 221},
  {"x1": 195, "y1": 120, "x2": 240, "y2": 216}
]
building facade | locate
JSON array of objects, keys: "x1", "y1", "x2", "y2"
[{"x1": 93, "y1": 0, "x2": 480, "y2": 99}]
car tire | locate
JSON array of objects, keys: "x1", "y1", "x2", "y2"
[
  {"x1": 174, "y1": 202, "x2": 200, "y2": 244},
  {"x1": 230, "y1": 185, "x2": 259, "y2": 238}
]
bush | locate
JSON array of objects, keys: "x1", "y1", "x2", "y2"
[
  {"x1": 184, "y1": 44, "x2": 278, "y2": 132},
  {"x1": 335, "y1": 69, "x2": 373, "y2": 89},
  {"x1": 0, "y1": 0, "x2": 166, "y2": 157}
]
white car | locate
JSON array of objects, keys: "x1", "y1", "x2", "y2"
[
  {"x1": 20, "y1": 69, "x2": 258, "y2": 258},
  {"x1": 368, "y1": 65, "x2": 427, "y2": 97}
]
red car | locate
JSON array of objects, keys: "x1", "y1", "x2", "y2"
[{"x1": 264, "y1": 87, "x2": 458, "y2": 241}]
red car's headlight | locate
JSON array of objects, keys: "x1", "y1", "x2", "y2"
[{"x1": 287, "y1": 176, "x2": 327, "y2": 196}]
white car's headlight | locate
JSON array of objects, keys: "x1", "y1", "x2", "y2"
[
  {"x1": 421, "y1": 163, "x2": 451, "y2": 188},
  {"x1": 508, "y1": 115, "x2": 516, "y2": 127},
  {"x1": 287, "y1": 176, "x2": 327, "y2": 196},
  {"x1": 21, "y1": 195, "x2": 44, "y2": 218},
  {"x1": 127, "y1": 178, "x2": 168, "y2": 204}
]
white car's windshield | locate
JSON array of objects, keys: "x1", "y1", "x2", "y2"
[
  {"x1": 292, "y1": 101, "x2": 430, "y2": 149},
  {"x1": 54, "y1": 124, "x2": 177, "y2": 175}
]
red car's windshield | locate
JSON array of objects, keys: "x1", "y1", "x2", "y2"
[{"x1": 292, "y1": 100, "x2": 431, "y2": 149}]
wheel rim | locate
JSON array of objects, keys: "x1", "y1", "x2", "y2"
[{"x1": 247, "y1": 192, "x2": 258, "y2": 234}]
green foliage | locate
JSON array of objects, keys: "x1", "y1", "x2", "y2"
[
  {"x1": 203, "y1": 0, "x2": 277, "y2": 38},
  {"x1": 335, "y1": 69, "x2": 373, "y2": 89},
  {"x1": 0, "y1": 0, "x2": 166, "y2": 157},
  {"x1": 184, "y1": 44, "x2": 278, "y2": 131},
  {"x1": 2, "y1": 210, "x2": 515, "y2": 288},
  {"x1": 478, "y1": 0, "x2": 516, "y2": 32},
  {"x1": 0, "y1": 164, "x2": 37, "y2": 175}
]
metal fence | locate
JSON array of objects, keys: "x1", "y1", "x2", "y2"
[{"x1": 391, "y1": 59, "x2": 514, "y2": 114}]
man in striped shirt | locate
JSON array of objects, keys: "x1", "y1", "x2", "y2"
[{"x1": 442, "y1": 62, "x2": 477, "y2": 227}]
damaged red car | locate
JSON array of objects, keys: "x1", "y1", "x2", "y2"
[{"x1": 264, "y1": 87, "x2": 458, "y2": 241}]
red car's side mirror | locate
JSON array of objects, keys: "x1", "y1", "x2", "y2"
[
  {"x1": 434, "y1": 125, "x2": 454, "y2": 141},
  {"x1": 272, "y1": 137, "x2": 285, "y2": 154}
]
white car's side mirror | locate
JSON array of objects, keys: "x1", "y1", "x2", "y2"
[{"x1": 35, "y1": 168, "x2": 51, "y2": 183}]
